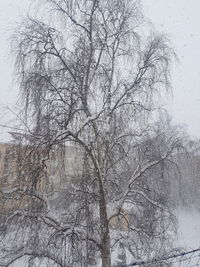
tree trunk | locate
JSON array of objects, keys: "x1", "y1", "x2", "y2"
[{"x1": 99, "y1": 181, "x2": 111, "y2": 267}]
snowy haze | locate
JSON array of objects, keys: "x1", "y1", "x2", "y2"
[
  {"x1": 0, "y1": 0, "x2": 200, "y2": 255},
  {"x1": 0, "y1": 0, "x2": 200, "y2": 138},
  {"x1": 177, "y1": 208, "x2": 200, "y2": 249},
  {"x1": 143, "y1": 0, "x2": 200, "y2": 138}
]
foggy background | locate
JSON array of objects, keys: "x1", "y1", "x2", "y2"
[
  {"x1": 0, "y1": 0, "x2": 200, "y2": 139},
  {"x1": 0, "y1": 0, "x2": 200, "y2": 251}
]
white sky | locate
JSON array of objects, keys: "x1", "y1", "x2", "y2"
[
  {"x1": 0, "y1": 0, "x2": 200, "y2": 138},
  {"x1": 143, "y1": 0, "x2": 200, "y2": 138}
]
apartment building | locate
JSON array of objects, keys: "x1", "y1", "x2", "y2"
[{"x1": 0, "y1": 142, "x2": 82, "y2": 214}]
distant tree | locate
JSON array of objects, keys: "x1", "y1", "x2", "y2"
[{"x1": 0, "y1": 0, "x2": 183, "y2": 266}]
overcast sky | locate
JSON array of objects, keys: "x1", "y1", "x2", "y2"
[{"x1": 0, "y1": 0, "x2": 200, "y2": 139}]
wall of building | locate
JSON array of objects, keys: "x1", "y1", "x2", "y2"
[{"x1": 0, "y1": 143, "x2": 83, "y2": 214}]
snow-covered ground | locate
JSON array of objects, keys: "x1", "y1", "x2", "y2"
[{"x1": 177, "y1": 207, "x2": 200, "y2": 249}]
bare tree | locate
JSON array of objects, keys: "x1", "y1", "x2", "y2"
[{"x1": 0, "y1": 0, "x2": 182, "y2": 266}]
